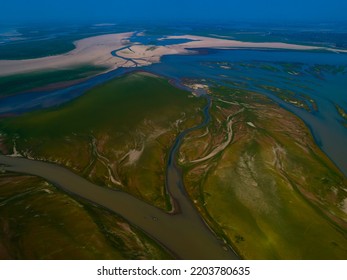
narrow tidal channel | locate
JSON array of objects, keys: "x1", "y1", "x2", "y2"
[{"x1": 0, "y1": 95, "x2": 239, "y2": 260}]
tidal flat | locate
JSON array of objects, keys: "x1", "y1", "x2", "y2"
[
  {"x1": 1, "y1": 73, "x2": 346, "y2": 259},
  {"x1": 180, "y1": 87, "x2": 347, "y2": 259},
  {"x1": 0, "y1": 65, "x2": 107, "y2": 97},
  {"x1": 0, "y1": 173, "x2": 171, "y2": 259},
  {"x1": 0, "y1": 25, "x2": 347, "y2": 259},
  {"x1": 0, "y1": 73, "x2": 204, "y2": 210}
]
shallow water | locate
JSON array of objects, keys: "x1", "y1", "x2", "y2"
[
  {"x1": 0, "y1": 146, "x2": 238, "y2": 260},
  {"x1": 1, "y1": 44, "x2": 347, "y2": 174},
  {"x1": 1, "y1": 34, "x2": 347, "y2": 259},
  {"x1": 142, "y1": 49, "x2": 347, "y2": 175}
]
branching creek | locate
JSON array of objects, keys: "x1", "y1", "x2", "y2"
[{"x1": 0, "y1": 94, "x2": 240, "y2": 260}]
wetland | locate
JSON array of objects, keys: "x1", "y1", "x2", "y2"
[{"x1": 0, "y1": 24, "x2": 347, "y2": 259}]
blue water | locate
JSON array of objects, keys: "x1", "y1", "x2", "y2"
[
  {"x1": 167, "y1": 48, "x2": 347, "y2": 64},
  {"x1": 0, "y1": 67, "x2": 132, "y2": 114},
  {"x1": 143, "y1": 49, "x2": 347, "y2": 175},
  {"x1": 1, "y1": 46, "x2": 347, "y2": 175}
]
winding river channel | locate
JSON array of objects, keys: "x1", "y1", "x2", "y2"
[
  {"x1": 0, "y1": 96, "x2": 239, "y2": 260},
  {"x1": 1, "y1": 32, "x2": 347, "y2": 259}
]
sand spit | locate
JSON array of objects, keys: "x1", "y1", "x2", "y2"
[
  {"x1": 165, "y1": 34, "x2": 347, "y2": 53},
  {"x1": 0, "y1": 32, "x2": 134, "y2": 76},
  {"x1": 115, "y1": 34, "x2": 347, "y2": 68},
  {"x1": 1, "y1": 32, "x2": 346, "y2": 77}
]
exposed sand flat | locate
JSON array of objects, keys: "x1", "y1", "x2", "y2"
[
  {"x1": 190, "y1": 117, "x2": 233, "y2": 164},
  {"x1": 116, "y1": 34, "x2": 347, "y2": 69},
  {"x1": 0, "y1": 32, "x2": 134, "y2": 76},
  {"x1": 116, "y1": 44, "x2": 182, "y2": 66},
  {"x1": 2, "y1": 32, "x2": 346, "y2": 77},
  {"x1": 165, "y1": 34, "x2": 347, "y2": 53},
  {"x1": 123, "y1": 145, "x2": 144, "y2": 166}
]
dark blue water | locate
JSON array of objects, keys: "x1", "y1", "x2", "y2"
[{"x1": 169, "y1": 48, "x2": 347, "y2": 64}]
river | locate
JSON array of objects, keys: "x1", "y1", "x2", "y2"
[
  {"x1": 1, "y1": 48, "x2": 346, "y2": 176},
  {"x1": 1, "y1": 38, "x2": 347, "y2": 258},
  {"x1": 0, "y1": 95, "x2": 239, "y2": 260}
]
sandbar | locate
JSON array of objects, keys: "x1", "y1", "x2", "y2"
[
  {"x1": 1, "y1": 32, "x2": 346, "y2": 77},
  {"x1": 115, "y1": 34, "x2": 347, "y2": 68},
  {"x1": 0, "y1": 32, "x2": 134, "y2": 76}
]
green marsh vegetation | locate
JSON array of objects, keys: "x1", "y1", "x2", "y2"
[
  {"x1": 180, "y1": 87, "x2": 347, "y2": 259},
  {"x1": 0, "y1": 73, "x2": 203, "y2": 259},
  {"x1": 1, "y1": 73, "x2": 346, "y2": 259},
  {"x1": 0, "y1": 37, "x2": 76, "y2": 60},
  {"x1": 0, "y1": 24, "x2": 131, "y2": 60},
  {"x1": 0, "y1": 73, "x2": 204, "y2": 211},
  {"x1": 0, "y1": 65, "x2": 107, "y2": 97},
  {"x1": 0, "y1": 173, "x2": 171, "y2": 259}
]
